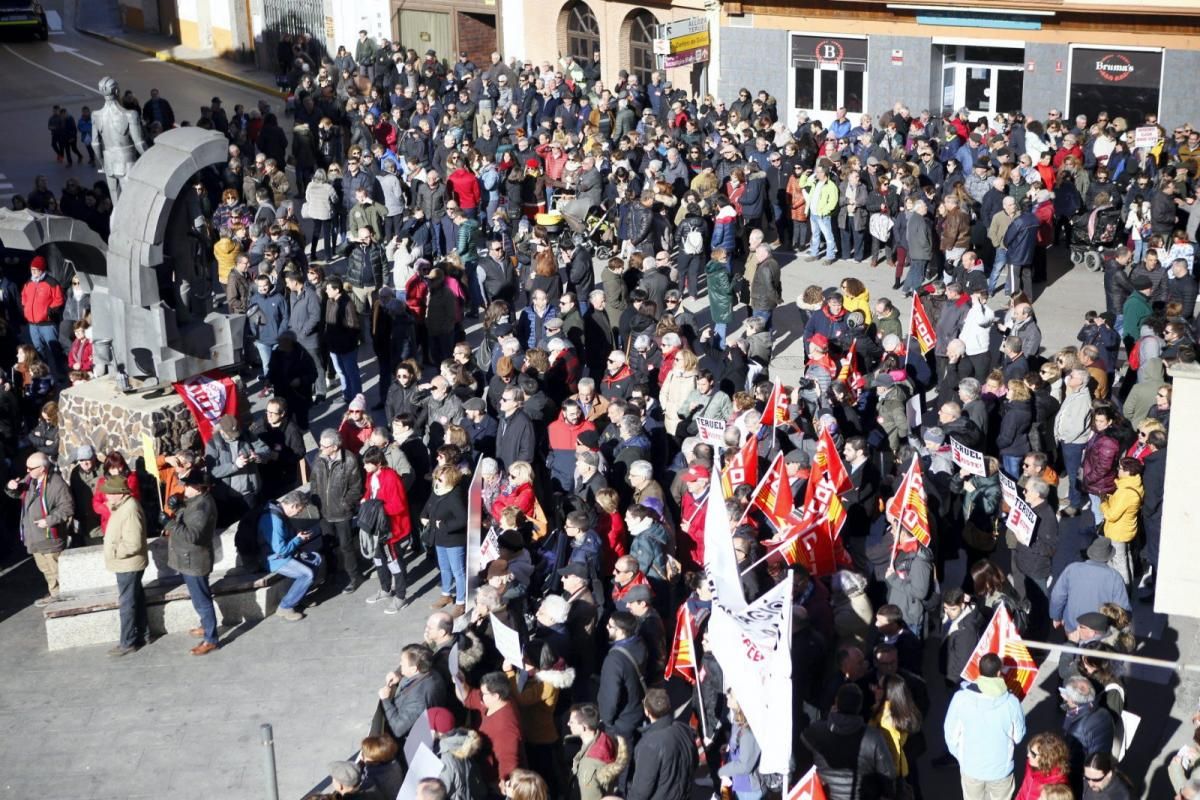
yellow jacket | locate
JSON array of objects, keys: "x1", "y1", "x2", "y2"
[
  {"x1": 1101, "y1": 474, "x2": 1143, "y2": 543},
  {"x1": 872, "y1": 702, "x2": 909, "y2": 777},
  {"x1": 214, "y1": 237, "x2": 241, "y2": 284},
  {"x1": 843, "y1": 289, "x2": 873, "y2": 325}
]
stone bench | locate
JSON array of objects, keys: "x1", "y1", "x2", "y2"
[
  {"x1": 44, "y1": 571, "x2": 285, "y2": 651},
  {"x1": 57, "y1": 527, "x2": 245, "y2": 595}
]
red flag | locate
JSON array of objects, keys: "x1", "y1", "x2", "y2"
[
  {"x1": 787, "y1": 766, "x2": 828, "y2": 800},
  {"x1": 960, "y1": 604, "x2": 1038, "y2": 699},
  {"x1": 910, "y1": 293, "x2": 937, "y2": 355},
  {"x1": 761, "y1": 379, "x2": 791, "y2": 429},
  {"x1": 836, "y1": 340, "x2": 866, "y2": 399},
  {"x1": 172, "y1": 369, "x2": 239, "y2": 444},
  {"x1": 721, "y1": 431, "x2": 760, "y2": 497},
  {"x1": 749, "y1": 452, "x2": 793, "y2": 524},
  {"x1": 886, "y1": 458, "x2": 932, "y2": 549},
  {"x1": 772, "y1": 512, "x2": 841, "y2": 576},
  {"x1": 664, "y1": 603, "x2": 700, "y2": 684},
  {"x1": 801, "y1": 426, "x2": 850, "y2": 539}
]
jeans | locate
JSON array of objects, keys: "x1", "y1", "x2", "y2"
[
  {"x1": 253, "y1": 341, "x2": 274, "y2": 381},
  {"x1": 751, "y1": 309, "x2": 773, "y2": 329},
  {"x1": 435, "y1": 544, "x2": 467, "y2": 604},
  {"x1": 182, "y1": 574, "x2": 219, "y2": 645},
  {"x1": 988, "y1": 247, "x2": 1009, "y2": 294},
  {"x1": 29, "y1": 322, "x2": 63, "y2": 377},
  {"x1": 1001, "y1": 455, "x2": 1022, "y2": 479},
  {"x1": 1060, "y1": 443, "x2": 1086, "y2": 508},
  {"x1": 1088, "y1": 493, "x2": 1103, "y2": 527},
  {"x1": 115, "y1": 569, "x2": 148, "y2": 648},
  {"x1": 275, "y1": 558, "x2": 315, "y2": 611},
  {"x1": 809, "y1": 214, "x2": 836, "y2": 260},
  {"x1": 961, "y1": 773, "x2": 1014, "y2": 800},
  {"x1": 330, "y1": 350, "x2": 362, "y2": 402},
  {"x1": 904, "y1": 259, "x2": 928, "y2": 294},
  {"x1": 713, "y1": 322, "x2": 728, "y2": 348}
]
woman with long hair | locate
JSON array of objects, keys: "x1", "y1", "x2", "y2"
[
  {"x1": 719, "y1": 693, "x2": 763, "y2": 800},
  {"x1": 92, "y1": 451, "x2": 142, "y2": 533},
  {"x1": 422, "y1": 465, "x2": 469, "y2": 616},
  {"x1": 1081, "y1": 752, "x2": 1133, "y2": 800},
  {"x1": 871, "y1": 673, "x2": 923, "y2": 790},
  {"x1": 1016, "y1": 732, "x2": 1071, "y2": 800}
]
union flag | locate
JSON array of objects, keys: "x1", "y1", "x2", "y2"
[
  {"x1": 665, "y1": 603, "x2": 700, "y2": 684},
  {"x1": 960, "y1": 603, "x2": 1039, "y2": 699},
  {"x1": 802, "y1": 426, "x2": 851, "y2": 539},
  {"x1": 910, "y1": 293, "x2": 937, "y2": 356},
  {"x1": 722, "y1": 431, "x2": 760, "y2": 497},
  {"x1": 885, "y1": 457, "x2": 932, "y2": 549},
  {"x1": 761, "y1": 379, "x2": 791, "y2": 430},
  {"x1": 787, "y1": 766, "x2": 828, "y2": 800},
  {"x1": 836, "y1": 340, "x2": 866, "y2": 400},
  {"x1": 749, "y1": 452, "x2": 793, "y2": 524}
]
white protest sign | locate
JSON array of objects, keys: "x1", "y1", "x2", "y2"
[
  {"x1": 397, "y1": 743, "x2": 442, "y2": 800},
  {"x1": 1005, "y1": 496, "x2": 1038, "y2": 546},
  {"x1": 491, "y1": 614, "x2": 524, "y2": 667},
  {"x1": 403, "y1": 709, "x2": 435, "y2": 765},
  {"x1": 999, "y1": 471, "x2": 1018, "y2": 509},
  {"x1": 1134, "y1": 126, "x2": 1159, "y2": 150},
  {"x1": 951, "y1": 438, "x2": 986, "y2": 476},
  {"x1": 695, "y1": 416, "x2": 727, "y2": 446}
]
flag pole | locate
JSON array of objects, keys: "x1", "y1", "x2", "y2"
[
  {"x1": 740, "y1": 521, "x2": 817, "y2": 576},
  {"x1": 903, "y1": 297, "x2": 915, "y2": 368}
]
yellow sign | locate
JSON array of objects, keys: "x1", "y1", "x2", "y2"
[
  {"x1": 670, "y1": 30, "x2": 710, "y2": 54},
  {"x1": 141, "y1": 433, "x2": 159, "y2": 481}
]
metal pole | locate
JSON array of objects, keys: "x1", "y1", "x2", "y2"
[
  {"x1": 1022, "y1": 639, "x2": 1200, "y2": 675},
  {"x1": 261, "y1": 723, "x2": 280, "y2": 800}
]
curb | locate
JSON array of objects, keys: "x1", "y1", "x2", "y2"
[{"x1": 76, "y1": 26, "x2": 287, "y2": 99}]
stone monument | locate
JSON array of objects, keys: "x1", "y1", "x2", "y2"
[{"x1": 0, "y1": 94, "x2": 247, "y2": 465}]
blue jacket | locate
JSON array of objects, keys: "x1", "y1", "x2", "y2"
[
  {"x1": 739, "y1": 175, "x2": 766, "y2": 219},
  {"x1": 712, "y1": 208, "x2": 737, "y2": 254},
  {"x1": 257, "y1": 503, "x2": 302, "y2": 572},
  {"x1": 1063, "y1": 702, "x2": 1115, "y2": 767},
  {"x1": 1003, "y1": 212, "x2": 1040, "y2": 268},
  {"x1": 1049, "y1": 560, "x2": 1130, "y2": 632},
  {"x1": 248, "y1": 290, "x2": 288, "y2": 347},
  {"x1": 943, "y1": 685, "x2": 1026, "y2": 781}
]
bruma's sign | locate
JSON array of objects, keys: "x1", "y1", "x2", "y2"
[{"x1": 1095, "y1": 53, "x2": 1134, "y2": 82}]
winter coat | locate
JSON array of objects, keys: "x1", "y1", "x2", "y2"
[
  {"x1": 1081, "y1": 429, "x2": 1122, "y2": 496},
  {"x1": 1063, "y1": 702, "x2": 1116, "y2": 767},
  {"x1": 510, "y1": 665, "x2": 575, "y2": 744},
  {"x1": 303, "y1": 180, "x2": 337, "y2": 220},
  {"x1": 1004, "y1": 212, "x2": 1040, "y2": 267},
  {"x1": 627, "y1": 716, "x2": 698, "y2": 800},
  {"x1": 286, "y1": 284, "x2": 322, "y2": 350},
  {"x1": 1013, "y1": 499, "x2": 1057, "y2": 581},
  {"x1": 365, "y1": 466, "x2": 412, "y2": 543},
  {"x1": 571, "y1": 731, "x2": 629, "y2": 800},
  {"x1": 885, "y1": 545, "x2": 936, "y2": 633},
  {"x1": 1054, "y1": 386, "x2": 1093, "y2": 446},
  {"x1": 801, "y1": 711, "x2": 897, "y2": 800},
  {"x1": 598, "y1": 637, "x2": 648, "y2": 738},
  {"x1": 705, "y1": 260, "x2": 733, "y2": 323},
  {"x1": 423, "y1": 485, "x2": 468, "y2": 548},
  {"x1": 996, "y1": 397, "x2": 1034, "y2": 457},
  {"x1": 6, "y1": 473, "x2": 70, "y2": 553},
  {"x1": 941, "y1": 604, "x2": 985, "y2": 685},
  {"x1": 749, "y1": 257, "x2": 782, "y2": 311},
  {"x1": 943, "y1": 685, "x2": 1026, "y2": 781},
  {"x1": 1016, "y1": 766, "x2": 1068, "y2": 800},
  {"x1": 837, "y1": 181, "x2": 869, "y2": 231},
  {"x1": 659, "y1": 368, "x2": 698, "y2": 437},
  {"x1": 311, "y1": 452, "x2": 364, "y2": 523},
  {"x1": 718, "y1": 722, "x2": 763, "y2": 792},
  {"x1": 1100, "y1": 474, "x2": 1142, "y2": 543},
  {"x1": 1122, "y1": 291, "x2": 1152, "y2": 340},
  {"x1": 496, "y1": 409, "x2": 536, "y2": 469},
  {"x1": 629, "y1": 522, "x2": 670, "y2": 582},
  {"x1": 166, "y1": 493, "x2": 217, "y2": 577},
  {"x1": 1050, "y1": 560, "x2": 1130, "y2": 632},
  {"x1": 438, "y1": 729, "x2": 490, "y2": 800},
  {"x1": 248, "y1": 290, "x2": 287, "y2": 347},
  {"x1": 906, "y1": 212, "x2": 934, "y2": 261},
  {"x1": 102, "y1": 495, "x2": 148, "y2": 573}
]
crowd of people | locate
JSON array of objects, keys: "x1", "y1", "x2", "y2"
[{"x1": 4, "y1": 27, "x2": 1200, "y2": 800}]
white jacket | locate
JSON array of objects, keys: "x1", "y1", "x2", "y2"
[{"x1": 959, "y1": 301, "x2": 995, "y2": 356}]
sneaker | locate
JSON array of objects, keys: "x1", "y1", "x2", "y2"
[
  {"x1": 277, "y1": 607, "x2": 304, "y2": 621},
  {"x1": 384, "y1": 596, "x2": 408, "y2": 615},
  {"x1": 364, "y1": 589, "x2": 389, "y2": 605},
  {"x1": 431, "y1": 594, "x2": 454, "y2": 609},
  {"x1": 341, "y1": 579, "x2": 361, "y2": 595}
]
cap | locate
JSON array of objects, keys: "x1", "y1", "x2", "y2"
[
  {"x1": 348, "y1": 393, "x2": 367, "y2": 412},
  {"x1": 99, "y1": 476, "x2": 131, "y2": 495},
  {"x1": 217, "y1": 414, "x2": 239, "y2": 436},
  {"x1": 486, "y1": 559, "x2": 511, "y2": 579},
  {"x1": 682, "y1": 465, "x2": 711, "y2": 483},
  {"x1": 558, "y1": 562, "x2": 589, "y2": 580},
  {"x1": 75, "y1": 444, "x2": 96, "y2": 461},
  {"x1": 427, "y1": 707, "x2": 455, "y2": 734},
  {"x1": 809, "y1": 333, "x2": 830, "y2": 350},
  {"x1": 867, "y1": 156, "x2": 880, "y2": 166},
  {"x1": 465, "y1": 397, "x2": 487, "y2": 413},
  {"x1": 1076, "y1": 611, "x2": 1112, "y2": 633},
  {"x1": 923, "y1": 426, "x2": 946, "y2": 446},
  {"x1": 576, "y1": 430, "x2": 599, "y2": 450},
  {"x1": 1087, "y1": 537, "x2": 1115, "y2": 562},
  {"x1": 625, "y1": 584, "x2": 653, "y2": 603},
  {"x1": 525, "y1": 158, "x2": 540, "y2": 169},
  {"x1": 328, "y1": 761, "x2": 361, "y2": 789},
  {"x1": 30, "y1": 255, "x2": 46, "y2": 271},
  {"x1": 545, "y1": 316, "x2": 564, "y2": 329},
  {"x1": 1131, "y1": 275, "x2": 1153, "y2": 291}
]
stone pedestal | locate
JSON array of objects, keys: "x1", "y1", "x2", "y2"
[{"x1": 1154, "y1": 363, "x2": 1199, "y2": 618}]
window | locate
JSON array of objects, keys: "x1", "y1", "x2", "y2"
[
  {"x1": 563, "y1": 1, "x2": 599, "y2": 64},
  {"x1": 628, "y1": 11, "x2": 657, "y2": 87}
]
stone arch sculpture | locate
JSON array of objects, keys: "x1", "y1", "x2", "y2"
[{"x1": 0, "y1": 209, "x2": 108, "y2": 292}]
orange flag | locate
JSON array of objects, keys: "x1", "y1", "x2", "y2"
[
  {"x1": 910, "y1": 292, "x2": 937, "y2": 355},
  {"x1": 837, "y1": 340, "x2": 866, "y2": 400},
  {"x1": 802, "y1": 426, "x2": 850, "y2": 538},
  {"x1": 761, "y1": 379, "x2": 791, "y2": 430},
  {"x1": 787, "y1": 766, "x2": 828, "y2": 800},
  {"x1": 886, "y1": 457, "x2": 932, "y2": 549},
  {"x1": 664, "y1": 603, "x2": 700, "y2": 684},
  {"x1": 722, "y1": 431, "x2": 760, "y2": 497},
  {"x1": 960, "y1": 603, "x2": 1038, "y2": 699}
]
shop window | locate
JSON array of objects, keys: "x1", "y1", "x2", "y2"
[
  {"x1": 562, "y1": 1, "x2": 599, "y2": 64},
  {"x1": 1068, "y1": 47, "x2": 1162, "y2": 128}
]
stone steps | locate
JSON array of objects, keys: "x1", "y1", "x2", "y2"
[
  {"x1": 58, "y1": 527, "x2": 244, "y2": 594},
  {"x1": 44, "y1": 571, "x2": 285, "y2": 651}
]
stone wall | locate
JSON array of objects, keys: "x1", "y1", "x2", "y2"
[{"x1": 57, "y1": 375, "x2": 245, "y2": 466}]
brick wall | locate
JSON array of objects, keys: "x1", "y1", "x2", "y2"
[{"x1": 457, "y1": 11, "x2": 497, "y2": 69}]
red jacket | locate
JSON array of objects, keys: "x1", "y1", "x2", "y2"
[
  {"x1": 338, "y1": 417, "x2": 373, "y2": 454},
  {"x1": 93, "y1": 472, "x2": 141, "y2": 532},
  {"x1": 447, "y1": 167, "x2": 481, "y2": 211},
  {"x1": 364, "y1": 466, "x2": 411, "y2": 542},
  {"x1": 21, "y1": 279, "x2": 64, "y2": 324},
  {"x1": 596, "y1": 511, "x2": 628, "y2": 574},
  {"x1": 68, "y1": 338, "x2": 93, "y2": 373},
  {"x1": 1015, "y1": 766, "x2": 1067, "y2": 800},
  {"x1": 1034, "y1": 200, "x2": 1055, "y2": 247},
  {"x1": 491, "y1": 481, "x2": 535, "y2": 520},
  {"x1": 371, "y1": 119, "x2": 398, "y2": 153},
  {"x1": 547, "y1": 415, "x2": 594, "y2": 452},
  {"x1": 678, "y1": 490, "x2": 708, "y2": 570}
]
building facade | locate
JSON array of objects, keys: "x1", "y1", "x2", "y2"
[{"x1": 717, "y1": 0, "x2": 1200, "y2": 128}]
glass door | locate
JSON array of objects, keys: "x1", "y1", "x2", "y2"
[{"x1": 942, "y1": 63, "x2": 1025, "y2": 116}]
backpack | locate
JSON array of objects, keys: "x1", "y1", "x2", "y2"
[{"x1": 682, "y1": 226, "x2": 704, "y2": 255}]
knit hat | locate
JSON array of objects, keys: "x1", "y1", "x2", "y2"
[
  {"x1": 1077, "y1": 611, "x2": 1112, "y2": 633},
  {"x1": 348, "y1": 393, "x2": 367, "y2": 412},
  {"x1": 1131, "y1": 275, "x2": 1153, "y2": 291},
  {"x1": 426, "y1": 707, "x2": 455, "y2": 734},
  {"x1": 75, "y1": 444, "x2": 96, "y2": 461},
  {"x1": 29, "y1": 255, "x2": 47, "y2": 272},
  {"x1": 328, "y1": 761, "x2": 361, "y2": 789}
]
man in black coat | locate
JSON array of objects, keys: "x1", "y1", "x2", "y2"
[
  {"x1": 628, "y1": 687, "x2": 698, "y2": 800},
  {"x1": 495, "y1": 386, "x2": 536, "y2": 469},
  {"x1": 597, "y1": 611, "x2": 647, "y2": 740},
  {"x1": 939, "y1": 588, "x2": 985, "y2": 689},
  {"x1": 801, "y1": 684, "x2": 896, "y2": 800}
]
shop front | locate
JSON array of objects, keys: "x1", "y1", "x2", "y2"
[
  {"x1": 788, "y1": 33, "x2": 868, "y2": 125},
  {"x1": 1067, "y1": 45, "x2": 1163, "y2": 127}
]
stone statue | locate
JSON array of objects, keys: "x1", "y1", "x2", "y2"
[{"x1": 93, "y1": 76, "x2": 148, "y2": 203}]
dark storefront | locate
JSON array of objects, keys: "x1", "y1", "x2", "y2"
[{"x1": 1069, "y1": 46, "x2": 1163, "y2": 127}]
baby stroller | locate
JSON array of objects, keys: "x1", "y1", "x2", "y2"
[
  {"x1": 1069, "y1": 203, "x2": 1123, "y2": 272},
  {"x1": 581, "y1": 202, "x2": 619, "y2": 260}
]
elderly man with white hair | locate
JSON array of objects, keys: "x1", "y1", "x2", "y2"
[{"x1": 7, "y1": 451, "x2": 74, "y2": 606}]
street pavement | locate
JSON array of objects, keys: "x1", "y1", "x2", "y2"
[{"x1": 0, "y1": 3, "x2": 1198, "y2": 798}]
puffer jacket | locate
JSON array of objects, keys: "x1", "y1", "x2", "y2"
[
  {"x1": 996, "y1": 397, "x2": 1034, "y2": 457},
  {"x1": 571, "y1": 730, "x2": 629, "y2": 800},
  {"x1": 345, "y1": 241, "x2": 388, "y2": 290},
  {"x1": 801, "y1": 711, "x2": 896, "y2": 800},
  {"x1": 510, "y1": 665, "x2": 576, "y2": 744},
  {"x1": 102, "y1": 495, "x2": 149, "y2": 573},
  {"x1": 439, "y1": 729, "x2": 490, "y2": 800},
  {"x1": 1081, "y1": 429, "x2": 1122, "y2": 496},
  {"x1": 628, "y1": 202, "x2": 655, "y2": 256},
  {"x1": 1100, "y1": 474, "x2": 1143, "y2": 543},
  {"x1": 303, "y1": 180, "x2": 337, "y2": 220},
  {"x1": 311, "y1": 452, "x2": 364, "y2": 522},
  {"x1": 166, "y1": 492, "x2": 217, "y2": 577}
]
